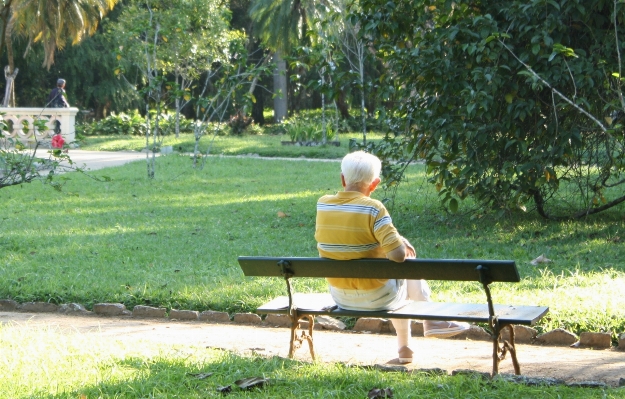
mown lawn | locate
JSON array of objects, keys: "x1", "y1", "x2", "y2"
[
  {"x1": 2, "y1": 134, "x2": 625, "y2": 398},
  {"x1": 1, "y1": 324, "x2": 618, "y2": 398},
  {"x1": 2, "y1": 146, "x2": 624, "y2": 339}
]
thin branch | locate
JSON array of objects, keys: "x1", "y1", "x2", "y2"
[
  {"x1": 497, "y1": 39, "x2": 620, "y2": 148},
  {"x1": 614, "y1": 0, "x2": 625, "y2": 111}
]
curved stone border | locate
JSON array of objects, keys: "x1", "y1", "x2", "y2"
[{"x1": 1, "y1": 299, "x2": 623, "y2": 351}]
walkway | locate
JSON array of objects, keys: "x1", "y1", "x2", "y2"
[{"x1": 1, "y1": 311, "x2": 623, "y2": 387}]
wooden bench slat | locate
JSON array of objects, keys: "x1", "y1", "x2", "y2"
[
  {"x1": 257, "y1": 294, "x2": 549, "y2": 326},
  {"x1": 238, "y1": 257, "x2": 520, "y2": 282}
]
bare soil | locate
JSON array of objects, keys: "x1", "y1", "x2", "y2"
[{"x1": 1, "y1": 311, "x2": 623, "y2": 387}]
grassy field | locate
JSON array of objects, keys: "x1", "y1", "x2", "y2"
[
  {"x1": 2, "y1": 134, "x2": 624, "y2": 397},
  {"x1": 77, "y1": 131, "x2": 366, "y2": 159},
  {"x1": 1, "y1": 324, "x2": 618, "y2": 398},
  {"x1": 2, "y1": 141, "x2": 624, "y2": 339}
]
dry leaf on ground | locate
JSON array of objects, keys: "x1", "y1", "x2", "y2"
[
  {"x1": 235, "y1": 376, "x2": 269, "y2": 390},
  {"x1": 188, "y1": 372, "x2": 213, "y2": 380},
  {"x1": 368, "y1": 387, "x2": 394, "y2": 398},
  {"x1": 530, "y1": 254, "x2": 551, "y2": 265}
]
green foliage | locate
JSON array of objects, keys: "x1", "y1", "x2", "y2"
[
  {"x1": 78, "y1": 111, "x2": 145, "y2": 136},
  {"x1": 77, "y1": 111, "x2": 200, "y2": 136},
  {"x1": 354, "y1": 0, "x2": 625, "y2": 219},
  {"x1": 228, "y1": 111, "x2": 253, "y2": 135},
  {"x1": 282, "y1": 114, "x2": 336, "y2": 143}
]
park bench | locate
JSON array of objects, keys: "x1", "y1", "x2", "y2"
[{"x1": 237, "y1": 256, "x2": 549, "y2": 376}]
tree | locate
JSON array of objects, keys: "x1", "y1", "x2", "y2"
[
  {"x1": 111, "y1": 0, "x2": 258, "y2": 177},
  {"x1": 154, "y1": 0, "x2": 231, "y2": 137},
  {"x1": 305, "y1": 0, "x2": 377, "y2": 142},
  {"x1": 249, "y1": 0, "x2": 318, "y2": 122},
  {"x1": 355, "y1": 0, "x2": 625, "y2": 219},
  {"x1": 0, "y1": 0, "x2": 118, "y2": 106}
]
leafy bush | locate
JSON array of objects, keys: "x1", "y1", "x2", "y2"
[
  {"x1": 77, "y1": 111, "x2": 196, "y2": 136},
  {"x1": 282, "y1": 115, "x2": 335, "y2": 142},
  {"x1": 77, "y1": 111, "x2": 145, "y2": 136},
  {"x1": 356, "y1": 0, "x2": 625, "y2": 219},
  {"x1": 228, "y1": 111, "x2": 253, "y2": 135},
  {"x1": 245, "y1": 123, "x2": 264, "y2": 135}
]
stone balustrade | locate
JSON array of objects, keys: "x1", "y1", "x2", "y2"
[{"x1": 0, "y1": 107, "x2": 78, "y2": 146}]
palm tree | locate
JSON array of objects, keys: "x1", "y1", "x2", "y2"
[
  {"x1": 0, "y1": 0, "x2": 118, "y2": 107},
  {"x1": 249, "y1": 0, "x2": 319, "y2": 122}
]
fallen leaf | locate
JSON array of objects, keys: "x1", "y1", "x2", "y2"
[
  {"x1": 235, "y1": 376, "x2": 269, "y2": 390},
  {"x1": 277, "y1": 211, "x2": 290, "y2": 218},
  {"x1": 188, "y1": 372, "x2": 213, "y2": 379},
  {"x1": 368, "y1": 387, "x2": 394, "y2": 398},
  {"x1": 216, "y1": 385, "x2": 232, "y2": 394},
  {"x1": 530, "y1": 254, "x2": 551, "y2": 265}
]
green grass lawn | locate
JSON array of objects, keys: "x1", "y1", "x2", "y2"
[
  {"x1": 77, "y1": 131, "x2": 370, "y2": 159},
  {"x1": 2, "y1": 150, "x2": 624, "y2": 339},
  {"x1": 1, "y1": 324, "x2": 618, "y2": 398}
]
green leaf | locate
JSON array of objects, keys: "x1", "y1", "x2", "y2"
[
  {"x1": 449, "y1": 198, "x2": 458, "y2": 213},
  {"x1": 531, "y1": 44, "x2": 540, "y2": 55}
]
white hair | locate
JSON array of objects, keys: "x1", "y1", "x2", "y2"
[{"x1": 341, "y1": 151, "x2": 381, "y2": 186}]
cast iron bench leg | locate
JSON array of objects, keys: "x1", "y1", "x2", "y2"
[
  {"x1": 288, "y1": 313, "x2": 316, "y2": 360},
  {"x1": 491, "y1": 322, "x2": 521, "y2": 376}
]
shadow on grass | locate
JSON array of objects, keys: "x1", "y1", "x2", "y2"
[{"x1": 32, "y1": 350, "x2": 611, "y2": 399}]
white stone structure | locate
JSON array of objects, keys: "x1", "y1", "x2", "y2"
[{"x1": 0, "y1": 107, "x2": 78, "y2": 146}]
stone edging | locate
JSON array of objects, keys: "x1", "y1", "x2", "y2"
[{"x1": 2, "y1": 299, "x2": 624, "y2": 351}]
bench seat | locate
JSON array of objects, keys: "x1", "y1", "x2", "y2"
[{"x1": 258, "y1": 293, "x2": 548, "y2": 325}]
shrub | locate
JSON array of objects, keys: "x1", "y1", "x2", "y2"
[
  {"x1": 282, "y1": 115, "x2": 335, "y2": 142},
  {"x1": 228, "y1": 111, "x2": 253, "y2": 135},
  {"x1": 77, "y1": 111, "x2": 195, "y2": 136}
]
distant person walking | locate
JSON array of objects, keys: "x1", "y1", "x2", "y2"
[
  {"x1": 48, "y1": 78, "x2": 70, "y2": 108},
  {"x1": 48, "y1": 78, "x2": 70, "y2": 137}
]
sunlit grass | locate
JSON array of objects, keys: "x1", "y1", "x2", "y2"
[
  {"x1": 79, "y1": 132, "x2": 356, "y2": 159},
  {"x1": 1, "y1": 152, "x2": 625, "y2": 339},
  {"x1": 0, "y1": 323, "x2": 618, "y2": 398}
]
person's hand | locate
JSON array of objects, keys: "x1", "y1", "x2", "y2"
[{"x1": 402, "y1": 237, "x2": 416, "y2": 259}]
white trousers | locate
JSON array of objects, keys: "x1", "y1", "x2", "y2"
[
  {"x1": 329, "y1": 279, "x2": 431, "y2": 311},
  {"x1": 329, "y1": 279, "x2": 431, "y2": 350}
]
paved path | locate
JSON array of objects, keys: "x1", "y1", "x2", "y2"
[
  {"x1": 1, "y1": 311, "x2": 624, "y2": 387},
  {"x1": 39, "y1": 149, "x2": 150, "y2": 171}
]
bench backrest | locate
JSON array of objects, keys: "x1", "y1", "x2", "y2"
[{"x1": 237, "y1": 257, "x2": 520, "y2": 283}]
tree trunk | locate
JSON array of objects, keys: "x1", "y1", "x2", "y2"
[
  {"x1": 251, "y1": 82, "x2": 265, "y2": 125},
  {"x1": 2, "y1": 15, "x2": 16, "y2": 107},
  {"x1": 336, "y1": 89, "x2": 350, "y2": 119},
  {"x1": 273, "y1": 51, "x2": 287, "y2": 123}
]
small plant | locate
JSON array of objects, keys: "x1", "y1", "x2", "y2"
[
  {"x1": 228, "y1": 111, "x2": 253, "y2": 135},
  {"x1": 282, "y1": 117, "x2": 335, "y2": 143},
  {"x1": 245, "y1": 123, "x2": 263, "y2": 135}
]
